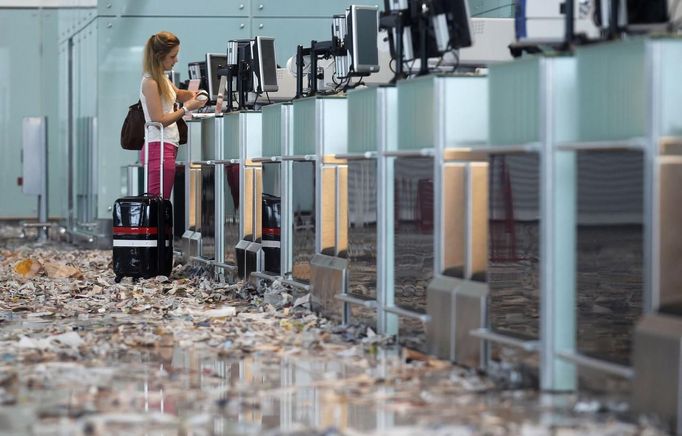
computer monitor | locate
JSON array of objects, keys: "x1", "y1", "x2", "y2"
[
  {"x1": 188, "y1": 61, "x2": 207, "y2": 91},
  {"x1": 383, "y1": 0, "x2": 453, "y2": 69},
  {"x1": 252, "y1": 36, "x2": 279, "y2": 93},
  {"x1": 205, "y1": 53, "x2": 228, "y2": 102},
  {"x1": 347, "y1": 5, "x2": 380, "y2": 76},
  {"x1": 594, "y1": 0, "x2": 670, "y2": 33},
  {"x1": 430, "y1": 0, "x2": 473, "y2": 52},
  {"x1": 626, "y1": 0, "x2": 669, "y2": 26}
]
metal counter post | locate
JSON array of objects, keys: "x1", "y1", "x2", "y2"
[{"x1": 214, "y1": 116, "x2": 225, "y2": 281}]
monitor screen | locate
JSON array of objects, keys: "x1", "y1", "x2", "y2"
[
  {"x1": 187, "y1": 61, "x2": 207, "y2": 91},
  {"x1": 438, "y1": 0, "x2": 473, "y2": 50},
  {"x1": 626, "y1": 0, "x2": 668, "y2": 25},
  {"x1": 402, "y1": 1, "x2": 441, "y2": 61},
  {"x1": 253, "y1": 36, "x2": 279, "y2": 93},
  {"x1": 205, "y1": 53, "x2": 227, "y2": 102},
  {"x1": 594, "y1": 0, "x2": 669, "y2": 32},
  {"x1": 350, "y1": 5, "x2": 380, "y2": 74}
]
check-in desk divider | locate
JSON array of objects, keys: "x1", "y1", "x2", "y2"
[
  {"x1": 287, "y1": 96, "x2": 348, "y2": 321},
  {"x1": 468, "y1": 56, "x2": 578, "y2": 391},
  {"x1": 212, "y1": 112, "x2": 241, "y2": 283},
  {"x1": 189, "y1": 116, "x2": 221, "y2": 272},
  {"x1": 334, "y1": 86, "x2": 397, "y2": 332},
  {"x1": 380, "y1": 74, "x2": 489, "y2": 355},
  {"x1": 180, "y1": 118, "x2": 206, "y2": 264},
  {"x1": 173, "y1": 119, "x2": 200, "y2": 249},
  {"x1": 251, "y1": 103, "x2": 294, "y2": 286},
  {"x1": 235, "y1": 111, "x2": 264, "y2": 281},
  {"x1": 384, "y1": 77, "x2": 436, "y2": 350},
  {"x1": 427, "y1": 75, "x2": 489, "y2": 370},
  {"x1": 553, "y1": 37, "x2": 682, "y2": 434}
]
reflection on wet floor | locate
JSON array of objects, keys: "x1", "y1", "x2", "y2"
[
  {"x1": 0, "y1": 319, "x2": 660, "y2": 435},
  {"x1": 0, "y1": 226, "x2": 669, "y2": 435},
  {"x1": 0, "y1": 313, "x2": 664, "y2": 436}
]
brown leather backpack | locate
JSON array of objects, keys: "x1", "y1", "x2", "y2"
[
  {"x1": 120, "y1": 100, "x2": 145, "y2": 150},
  {"x1": 120, "y1": 100, "x2": 188, "y2": 150}
]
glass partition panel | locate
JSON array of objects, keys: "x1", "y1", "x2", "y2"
[
  {"x1": 488, "y1": 154, "x2": 540, "y2": 339},
  {"x1": 291, "y1": 161, "x2": 316, "y2": 283},
  {"x1": 347, "y1": 159, "x2": 378, "y2": 300},
  {"x1": 576, "y1": 150, "x2": 644, "y2": 365},
  {"x1": 393, "y1": 157, "x2": 434, "y2": 315},
  {"x1": 224, "y1": 163, "x2": 240, "y2": 266}
]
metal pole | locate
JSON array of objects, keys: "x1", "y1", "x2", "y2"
[
  {"x1": 296, "y1": 45, "x2": 304, "y2": 99},
  {"x1": 564, "y1": 0, "x2": 575, "y2": 44},
  {"x1": 310, "y1": 41, "x2": 319, "y2": 96},
  {"x1": 539, "y1": 58, "x2": 576, "y2": 392},
  {"x1": 67, "y1": 37, "x2": 75, "y2": 231}
]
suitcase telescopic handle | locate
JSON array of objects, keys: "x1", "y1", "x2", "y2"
[
  {"x1": 144, "y1": 121, "x2": 167, "y2": 274},
  {"x1": 144, "y1": 121, "x2": 165, "y2": 197}
]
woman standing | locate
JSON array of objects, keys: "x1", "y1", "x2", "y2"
[{"x1": 140, "y1": 31, "x2": 206, "y2": 199}]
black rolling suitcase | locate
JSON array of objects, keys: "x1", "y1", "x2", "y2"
[{"x1": 113, "y1": 121, "x2": 173, "y2": 283}]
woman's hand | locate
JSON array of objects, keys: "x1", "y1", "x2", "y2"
[{"x1": 184, "y1": 98, "x2": 206, "y2": 112}]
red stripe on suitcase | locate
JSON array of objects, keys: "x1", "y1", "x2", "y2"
[
  {"x1": 113, "y1": 226, "x2": 158, "y2": 236},
  {"x1": 263, "y1": 227, "x2": 280, "y2": 237}
]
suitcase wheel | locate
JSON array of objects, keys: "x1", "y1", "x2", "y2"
[{"x1": 114, "y1": 275, "x2": 122, "y2": 284}]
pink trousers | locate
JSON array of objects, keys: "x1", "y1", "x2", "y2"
[{"x1": 139, "y1": 141, "x2": 177, "y2": 200}]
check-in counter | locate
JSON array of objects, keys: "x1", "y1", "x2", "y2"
[
  {"x1": 177, "y1": 118, "x2": 202, "y2": 263},
  {"x1": 289, "y1": 96, "x2": 348, "y2": 321},
  {"x1": 191, "y1": 116, "x2": 221, "y2": 265},
  {"x1": 333, "y1": 86, "x2": 396, "y2": 333},
  {"x1": 251, "y1": 102, "x2": 294, "y2": 284},
  {"x1": 233, "y1": 111, "x2": 263, "y2": 280},
  {"x1": 469, "y1": 55, "x2": 578, "y2": 391},
  {"x1": 386, "y1": 74, "x2": 489, "y2": 359},
  {"x1": 558, "y1": 37, "x2": 682, "y2": 434},
  {"x1": 278, "y1": 98, "x2": 322, "y2": 293},
  {"x1": 426, "y1": 75, "x2": 489, "y2": 370},
  {"x1": 211, "y1": 112, "x2": 240, "y2": 282}
]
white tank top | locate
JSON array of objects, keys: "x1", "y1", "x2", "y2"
[{"x1": 140, "y1": 73, "x2": 180, "y2": 146}]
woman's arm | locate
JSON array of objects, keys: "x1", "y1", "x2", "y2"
[
  {"x1": 173, "y1": 83, "x2": 196, "y2": 103},
  {"x1": 142, "y1": 79, "x2": 186, "y2": 127}
]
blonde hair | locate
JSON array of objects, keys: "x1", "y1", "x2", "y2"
[{"x1": 143, "y1": 31, "x2": 179, "y2": 102}]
